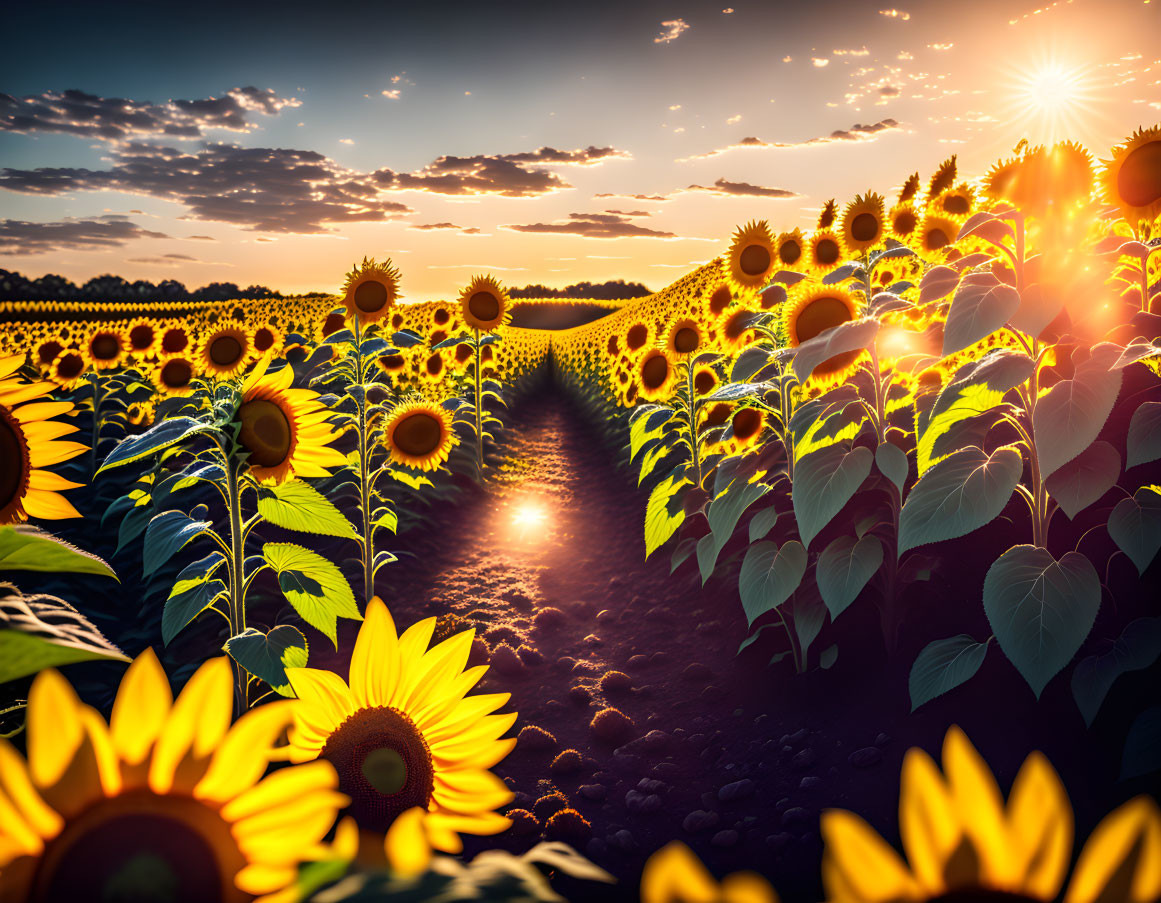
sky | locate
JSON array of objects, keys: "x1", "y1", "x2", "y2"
[{"x1": 1, "y1": 0, "x2": 1158, "y2": 300}]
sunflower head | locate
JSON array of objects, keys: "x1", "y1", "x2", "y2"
[
  {"x1": 343, "y1": 256, "x2": 402, "y2": 326},
  {"x1": 899, "y1": 172, "x2": 921, "y2": 204},
  {"x1": 889, "y1": 202, "x2": 920, "y2": 239},
  {"x1": 51, "y1": 351, "x2": 88, "y2": 390},
  {"x1": 842, "y1": 192, "x2": 887, "y2": 255},
  {"x1": 984, "y1": 141, "x2": 1094, "y2": 219},
  {"x1": 458, "y1": 275, "x2": 511, "y2": 333},
  {"x1": 692, "y1": 363, "x2": 720, "y2": 397},
  {"x1": 126, "y1": 318, "x2": 159, "y2": 357},
  {"x1": 730, "y1": 406, "x2": 765, "y2": 449},
  {"x1": 625, "y1": 321, "x2": 653, "y2": 352},
  {"x1": 818, "y1": 198, "x2": 838, "y2": 229},
  {"x1": 665, "y1": 318, "x2": 704, "y2": 357},
  {"x1": 252, "y1": 323, "x2": 281, "y2": 355},
  {"x1": 34, "y1": 337, "x2": 65, "y2": 368},
  {"x1": 927, "y1": 154, "x2": 958, "y2": 200},
  {"x1": 917, "y1": 213, "x2": 961, "y2": 256},
  {"x1": 636, "y1": 349, "x2": 677, "y2": 402},
  {"x1": 159, "y1": 323, "x2": 192, "y2": 356},
  {"x1": 781, "y1": 285, "x2": 866, "y2": 384},
  {"x1": 719, "y1": 307, "x2": 758, "y2": 352},
  {"x1": 775, "y1": 228, "x2": 806, "y2": 268},
  {"x1": 937, "y1": 183, "x2": 975, "y2": 218},
  {"x1": 155, "y1": 356, "x2": 196, "y2": 396},
  {"x1": 807, "y1": 229, "x2": 844, "y2": 273},
  {"x1": 87, "y1": 329, "x2": 125, "y2": 371},
  {"x1": 201, "y1": 326, "x2": 251, "y2": 379},
  {"x1": 1100, "y1": 125, "x2": 1161, "y2": 225},
  {"x1": 727, "y1": 220, "x2": 776, "y2": 290},
  {"x1": 382, "y1": 399, "x2": 457, "y2": 471}
]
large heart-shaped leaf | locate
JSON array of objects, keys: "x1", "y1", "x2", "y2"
[
  {"x1": 143, "y1": 510, "x2": 211, "y2": 577},
  {"x1": 257, "y1": 480, "x2": 358, "y2": 540},
  {"x1": 909, "y1": 634, "x2": 991, "y2": 712},
  {"x1": 1033, "y1": 353, "x2": 1123, "y2": 479},
  {"x1": 697, "y1": 479, "x2": 772, "y2": 583},
  {"x1": 792, "y1": 317, "x2": 879, "y2": 383},
  {"x1": 738, "y1": 540, "x2": 807, "y2": 626},
  {"x1": 0, "y1": 590, "x2": 129, "y2": 683},
  {"x1": 943, "y1": 279, "x2": 1020, "y2": 356},
  {"x1": 1044, "y1": 440, "x2": 1121, "y2": 520},
  {"x1": 790, "y1": 588, "x2": 827, "y2": 661},
  {"x1": 816, "y1": 534, "x2": 884, "y2": 620},
  {"x1": 1126, "y1": 401, "x2": 1161, "y2": 469},
  {"x1": 645, "y1": 473, "x2": 691, "y2": 559},
  {"x1": 98, "y1": 416, "x2": 210, "y2": 473},
  {"x1": 792, "y1": 444, "x2": 873, "y2": 549},
  {"x1": 899, "y1": 445, "x2": 1022, "y2": 555},
  {"x1": 1071, "y1": 617, "x2": 1161, "y2": 727},
  {"x1": 1107, "y1": 485, "x2": 1161, "y2": 576},
  {"x1": 263, "y1": 542, "x2": 362, "y2": 645},
  {"x1": 224, "y1": 625, "x2": 309, "y2": 697},
  {"x1": 0, "y1": 526, "x2": 117, "y2": 579},
  {"x1": 983, "y1": 545, "x2": 1101, "y2": 698}
]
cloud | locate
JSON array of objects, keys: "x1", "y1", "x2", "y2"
[
  {"x1": 1, "y1": 142, "x2": 627, "y2": 232},
  {"x1": 408, "y1": 222, "x2": 482, "y2": 234},
  {"x1": 0, "y1": 215, "x2": 169, "y2": 255},
  {"x1": 503, "y1": 212, "x2": 678, "y2": 239},
  {"x1": 684, "y1": 178, "x2": 799, "y2": 199},
  {"x1": 654, "y1": 19, "x2": 689, "y2": 44},
  {"x1": 680, "y1": 119, "x2": 901, "y2": 161},
  {"x1": 187, "y1": 234, "x2": 216, "y2": 240},
  {"x1": 126, "y1": 253, "x2": 201, "y2": 266},
  {"x1": 879, "y1": 8, "x2": 911, "y2": 19},
  {"x1": 604, "y1": 209, "x2": 650, "y2": 216},
  {"x1": 594, "y1": 192, "x2": 670, "y2": 201},
  {"x1": 928, "y1": 42, "x2": 954, "y2": 51},
  {"x1": 0, "y1": 87, "x2": 300, "y2": 142},
  {"x1": 381, "y1": 89, "x2": 401, "y2": 99}
]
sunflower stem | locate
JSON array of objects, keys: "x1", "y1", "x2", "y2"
[
  {"x1": 474, "y1": 328, "x2": 485, "y2": 472},
  {"x1": 684, "y1": 361, "x2": 703, "y2": 489},
  {"x1": 222, "y1": 453, "x2": 249, "y2": 718},
  {"x1": 88, "y1": 371, "x2": 103, "y2": 480},
  {"x1": 354, "y1": 316, "x2": 375, "y2": 602}
]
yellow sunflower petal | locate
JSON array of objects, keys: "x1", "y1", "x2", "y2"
[
  {"x1": 721, "y1": 871, "x2": 781, "y2": 903},
  {"x1": 1006, "y1": 751, "x2": 1073, "y2": 900},
  {"x1": 222, "y1": 760, "x2": 341, "y2": 823},
  {"x1": 899, "y1": 746, "x2": 962, "y2": 894},
  {"x1": 0, "y1": 740, "x2": 61, "y2": 841},
  {"x1": 349, "y1": 597, "x2": 401, "y2": 709},
  {"x1": 109, "y1": 648, "x2": 173, "y2": 769},
  {"x1": 941, "y1": 726, "x2": 1017, "y2": 887},
  {"x1": 385, "y1": 806, "x2": 433, "y2": 878},
  {"x1": 27, "y1": 669, "x2": 84, "y2": 791},
  {"x1": 1064, "y1": 795, "x2": 1161, "y2": 903},
  {"x1": 640, "y1": 840, "x2": 722, "y2": 903},
  {"x1": 20, "y1": 488, "x2": 82, "y2": 520},
  {"x1": 195, "y1": 700, "x2": 295, "y2": 804},
  {"x1": 234, "y1": 863, "x2": 298, "y2": 896},
  {"x1": 148, "y1": 657, "x2": 232, "y2": 794},
  {"x1": 286, "y1": 668, "x2": 356, "y2": 757},
  {"x1": 820, "y1": 809, "x2": 922, "y2": 902}
]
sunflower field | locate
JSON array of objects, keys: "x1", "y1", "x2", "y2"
[{"x1": 1, "y1": 128, "x2": 1160, "y2": 903}]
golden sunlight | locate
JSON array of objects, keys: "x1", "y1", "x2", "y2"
[{"x1": 1008, "y1": 57, "x2": 1097, "y2": 142}]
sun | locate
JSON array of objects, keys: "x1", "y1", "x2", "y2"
[{"x1": 1006, "y1": 54, "x2": 1098, "y2": 143}]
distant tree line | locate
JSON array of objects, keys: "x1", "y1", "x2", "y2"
[
  {"x1": 508, "y1": 279, "x2": 651, "y2": 300},
  {"x1": 0, "y1": 269, "x2": 333, "y2": 303}
]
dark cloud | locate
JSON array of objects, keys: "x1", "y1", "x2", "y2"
[
  {"x1": 0, "y1": 215, "x2": 169, "y2": 255},
  {"x1": 409, "y1": 222, "x2": 482, "y2": 234},
  {"x1": 187, "y1": 234, "x2": 217, "y2": 240},
  {"x1": 604, "y1": 209, "x2": 650, "y2": 216},
  {"x1": 503, "y1": 212, "x2": 676, "y2": 239},
  {"x1": 126, "y1": 253, "x2": 200, "y2": 265},
  {"x1": 594, "y1": 192, "x2": 670, "y2": 201},
  {"x1": 0, "y1": 87, "x2": 300, "y2": 142},
  {"x1": 879, "y1": 85, "x2": 901, "y2": 97},
  {"x1": 685, "y1": 178, "x2": 799, "y2": 198},
  {"x1": 681, "y1": 119, "x2": 902, "y2": 160},
  {"x1": 1, "y1": 142, "x2": 629, "y2": 232}
]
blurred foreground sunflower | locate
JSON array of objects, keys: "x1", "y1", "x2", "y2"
[
  {"x1": 381, "y1": 399, "x2": 457, "y2": 471},
  {"x1": 0, "y1": 354, "x2": 85, "y2": 524},
  {"x1": 0, "y1": 650, "x2": 348, "y2": 903},
  {"x1": 727, "y1": 220, "x2": 776, "y2": 291},
  {"x1": 342, "y1": 257, "x2": 401, "y2": 327},
  {"x1": 1100, "y1": 125, "x2": 1161, "y2": 226},
  {"x1": 236, "y1": 360, "x2": 346, "y2": 483},
  {"x1": 641, "y1": 841, "x2": 778, "y2": 903},
  {"x1": 458, "y1": 275, "x2": 511, "y2": 333},
  {"x1": 821, "y1": 725, "x2": 1161, "y2": 903},
  {"x1": 984, "y1": 141, "x2": 1094, "y2": 220},
  {"x1": 285, "y1": 597, "x2": 516, "y2": 853}
]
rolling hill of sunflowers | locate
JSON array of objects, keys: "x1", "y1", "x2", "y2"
[{"x1": 1, "y1": 127, "x2": 1160, "y2": 903}]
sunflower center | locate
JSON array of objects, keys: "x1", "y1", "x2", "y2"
[
  {"x1": 710, "y1": 285, "x2": 732, "y2": 314},
  {"x1": 816, "y1": 238, "x2": 840, "y2": 265},
  {"x1": 739, "y1": 243, "x2": 772, "y2": 276},
  {"x1": 894, "y1": 210, "x2": 918, "y2": 234},
  {"x1": 56, "y1": 353, "x2": 85, "y2": 380},
  {"x1": 641, "y1": 355, "x2": 670, "y2": 390},
  {"x1": 130, "y1": 325, "x2": 155, "y2": 350},
  {"x1": 209, "y1": 335, "x2": 243, "y2": 366},
  {"x1": 425, "y1": 354, "x2": 443, "y2": 376},
  {"x1": 851, "y1": 212, "x2": 880, "y2": 243},
  {"x1": 779, "y1": 239, "x2": 802, "y2": 265},
  {"x1": 91, "y1": 334, "x2": 120, "y2": 360},
  {"x1": 725, "y1": 313, "x2": 748, "y2": 341},
  {"x1": 626, "y1": 324, "x2": 648, "y2": 350},
  {"x1": 434, "y1": 308, "x2": 450, "y2": 325},
  {"x1": 732, "y1": 408, "x2": 762, "y2": 442},
  {"x1": 943, "y1": 195, "x2": 970, "y2": 215},
  {"x1": 161, "y1": 329, "x2": 189, "y2": 354},
  {"x1": 0, "y1": 410, "x2": 28, "y2": 512},
  {"x1": 673, "y1": 326, "x2": 700, "y2": 354},
  {"x1": 694, "y1": 369, "x2": 717, "y2": 395},
  {"x1": 1118, "y1": 140, "x2": 1161, "y2": 207},
  {"x1": 323, "y1": 312, "x2": 346, "y2": 337},
  {"x1": 393, "y1": 411, "x2": 442, "y2": 457},
  {"x1": 237, "y1": 399, "x2": 292, "y2": 468},
  {"x1": 320, "y1": 706, "x2": 435, "y2": 833},
  {"x1": 468, "y1": 291, "x2": 500, "y2": 323},
  {"x1": 926, "y1": 228, "x2": 951, "y2": 250},
  {"x1": 37, "y1": 340, "x2": 64, "y2": 364},
  {"x1": 160, "y1": 359, "x2": 192, "y2": 389},
  {"x1": 354, "y1": 280, "x2": 389, "y2": 313},
  {"x1": 795, "y1": 297, "x2": 853, "y2": 343},
  {"x1": 253, "y1": 327, "x2": 275, "y2": 352}
]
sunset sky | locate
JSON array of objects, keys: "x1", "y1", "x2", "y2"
[{"x1": 2, "y1": 0, "x2": 1158, "y2": 300}]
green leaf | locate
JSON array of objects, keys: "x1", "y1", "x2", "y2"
[
  {"x1": 819, "y1": 644, "x2": 839, "y2": 669},
  {"x1": 1071, "y1": 617, "x2": 1161, "y2": 727},
  {"x1": 143, "y1": 510, "x2": 211, "y2": 577},
  {"x1": 909, "y1": 634, "x2": 990, "y2": 712},
  {"x1": 899, "y1": 445, "x2": 1022, "y2": 555},
  {"x1": 697, "y1": 479, "x2": 772, "y2": 584},
  {"x1": 1108, "y1": 485, "x2": 1161, "y2": 576},
  {"x1": 875, "y1": 442, "x2": 908, "y2": 495},
  {"x1": 224, "y1": 625, "x2": 309, "y2": 697},
  {"x1": 919, "y1": 265, "x2": 960, "y2": 303},
  {"x1": 1126, "y1": 401, "x2": 1161, "y2": 469},
  {"x1": 0, "y1": 526, "x2": 117, "y2": 580},
  {"x1": 983, "y1": 545, "x2": 1101, "y2": 698},
  {"x1": 637, "y1": 443, "x2": 673, "y2": 486},
  {"x1": 263, "y1": 542, "x2": 363, "y2": 645},
  {"x1": 749, "y1": 506, "x2": 779, "y2": 543},
  {"x1": 792, "y1": 317, "x2": 879, "y2": 383},
  {"x1": 1044, "y1": 440, "x2": 1120, "y2": 520},
  {"x1": 0, "y1": 590, "x2": 130, "y2": 683},
  {"x1": 942, "y1": 279, "x2": 1020, "y2": 356},
  {"x1": 738, "y1": 540, "x2": 807, "y2": 626},
  {"x1": 98, "y1": 416, "x2": 210, "y2": 473},
  {"x1": 1120, "y1": 706, "x2": 1161, "y2": 781},
  {"x1": 645, "y1": 473, "x2": 691, "y2": 558},
  {"x1": 257, "y1": 480, "x2": 358, "y2": 540},
  {"x1": 790, "y1": 589, "x2": 826, "y2": 660},
  {"x1": 817, "y1": 534, "x2": 884, "y2": 620},
  {"x1": 792, "y1": 444, "x2": 872, "y2": 550},
  {"x1": 163, "y1": 577, "x2": 227, "y2": 646},
  {"x1": 630, "y1": 408, "x2": 673, "y2": 462},
  {"x1": 1033, "y1": 352, "x2": 1123, "y2": 479},
  {"x1": 389, "y1": 470, "x2": 433, "y2": 490}
]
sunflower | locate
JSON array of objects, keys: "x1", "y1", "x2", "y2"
[
  {"x1": 202, "y1": 326, "x2": 251, "y2": 379},
  {"x1": 641, "y1": 841, "x2": 779, "y2": 903},
  {"x1": 0, "y1": 650, "x2": 349, "y2": 903},
  {"x1": 708, "y1": 283, "x2": 733, "y2": 317},
  {"x1": 665, "y1": 318, "x2": 704, "y2": 358},
  {"x1": 636, "y1": 349, "x2": 677, "y2": 402},
  {"x1": 916, "y1": 214, "x2": 960, "y2": 255},
  {"x1": 32, "y1": 338, "x2": 65, "y2": 369},
  {"x1": 376, "y1": 353, "x2": 409, "y2": 377},
  {"x1": 936, "y1": 183, "x2": 975, "y2": 218},
  {"x1": 236, "y1": 360, "x2": 346, "y2": 484},
  {"x1": 692, "y1": 363, "x2": 720, "y2": 397},
  {"x1": 50, "y1": 352, "x2": 87, "y2": 391},
  {"x1": 154, "y1": 356, "x2": 196, "y2": 396},
  {"x1": 420, "y1": 352, "x2": 446, "y2": 384},
  {"x1": 458, "y1": 275, "x2": 511, "y2": 333},
  {"x1": 382, "y1": 399, "x2": 457, "y2": 471},
  {"x1": 821, "y1": 725, "x2": 1161, "y2": 903},
  {"x1": 782, "y1": 285, "x2": 866, "y2": 384},
  {"x1": 159, "y1": 323, "x2": 192, "y2": 357},
  {"x1": 1, "y1": 355, "x2": 85, "y2": 524},
  {"x1": 126, "y1": 401, "x2": 154, "y2": 428},
  {"x1": 926, "y1": 155, "x2": 958, "y2": 201},
  {"x1": 727, "y1": 220, "x2": 777, "y2": 291},
  {"x1": 807, "y1": 229, "x2": 845, "y2": 274},
  {"x1": 342, "y1": 257, "x2": 402, "y2": 327},
  {"x1": 321, "y1": 311, "x2": 348, "y2": 340},
  {"x1": 730, "y1": 406, "x2": 766, "y2": 449},
  {"x1": 1100, "y1": 125, "x2": 1161, "y2": 225},
  {"x1": 984, "y1": 141, "x2": 1094, "y2": 219},
  {"x1": 624, "y1": 321, "x2": 654, "y2": 353},
  {"x1": 719, "y1": 307, "x2": 757, "y2": 353},
  {"x1": 86, "y1": 329, "x2": 125, "y2": 371},
  {"x1": 889, "y1": 203, "x2": 920, "y2": 240},
  {"x1": 252, "y1": 324, "x2": 282, "y2": 356},
  {"x1": 775, "y1": 228, "x2": 807, "y2": 269},
  {"x1": 286, "y1": 597, "x2": 516, "y2": 853},
  {"x1": 126, "y1": 318, "x2": 159, "y2": 357},
  {"x1": 842, "y1": 192, "x2": 886, "y2": 255},
  {"x1": 818, "y1": 198, "x2": 838, "y2": 229},
  {"x1": 898, "y1": 172, "x2": 921, "y2": 204}
]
